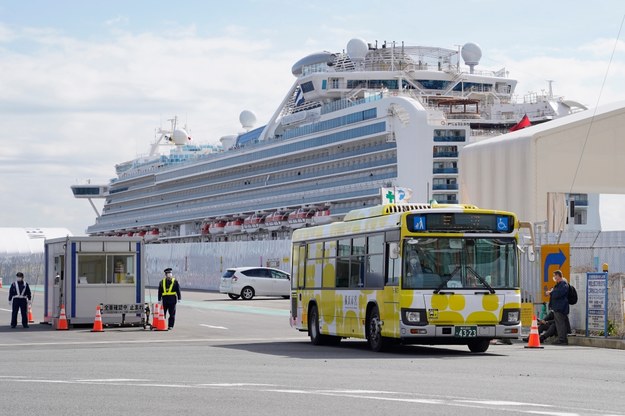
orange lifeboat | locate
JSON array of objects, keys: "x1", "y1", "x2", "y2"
[
  {"x1": 224, "y1": 218, "x2": 243, "y2": 233},
  {"x1": 265, "y1": 211, "x2": 290, "y2": 231},
  {"x1": 201, "y1": 222, "x2": 211, "y2": 235},
  {"x1": 243, "y1": 213, "x2": 265, "y2": 233},
  {"x1": 208, "y1": 220, "x2": 226, "y2": 235},
  {"x1": 288, "y1": 208, "x2": 316, "y2": 229},
  {"x1": 312, "y1": 208, "x2": 332, "y2": 224},
  {"x1": 144, "y1": 228, "x2": 160, "y2": 241}
]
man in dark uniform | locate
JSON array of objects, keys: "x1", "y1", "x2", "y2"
[
  {"x1": 9, "y1": 272, "x2": 32, "y2": 328},
  {"x1": 158, "y1": 268, "x2": 181, "y2": 329}
]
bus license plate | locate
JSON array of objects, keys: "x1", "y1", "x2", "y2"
[{"x1": 455, "y1": 326, "x2": 477, "y2": 338}]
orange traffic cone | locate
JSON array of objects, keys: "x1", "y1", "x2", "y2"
[
  {"x1": 28, "y1": 303, "x2": 35, "y2": 323},
  {"x1": 152, "y1": 303, "x2": 160, "y2": 329},
  {"x1": 156, "y1": 305, "x2": 168, "y2": 331},
  {"x1": 524, "y1": 315, "x2": 543, "y2": 349},
  {"x1": 56, "y1": 304, "x2": 68, "y2": 330},
  {"x1": 91, "y1": 305, "x2": 104, "y2": 332}
]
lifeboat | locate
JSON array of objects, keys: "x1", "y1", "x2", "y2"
[
  {"x1": 265, "y1": 211, "x2": 290, "y2": 231},
  {"x1": 138, "y1": 230, "x2": 147, "y2": 237},
  {"x1": 224, "y1": 218, "x2": 243, "y2": 233},
  {"x1": 127, "y1": 231, "x2": 134, "y2": 237},
  {"x1": 243, "y1": 213, "x2": 266, "y2": 233},
  {"x1": 201, "y1": 222, "x2": 211, "y2": 235},
  {"x1": 144, "y1": 228, "x2": 160, "y2": 241},
  {"x1": 208, "y1": 220, "x2": 226, "y2": 235},
  {"x1": 288, "y1": 208, "x2": 316, "y2": 229},
  {"x1": 312, "y1": 208, "x2": 332, "y2": 224}
]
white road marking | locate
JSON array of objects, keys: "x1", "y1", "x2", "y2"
[
  {"x1": 0, "y1": 377, "x2": 618, "y2": 415},
  {"x1": 200, "y1": 324, "x2": 228, "y2": 330},
  {"x1": 0, "y1": 308, "x2": 12, "y2": 312}
]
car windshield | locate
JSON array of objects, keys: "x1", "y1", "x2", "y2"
[{"x1": 402, "y1": 237, "x2": 518, "y2": 290}]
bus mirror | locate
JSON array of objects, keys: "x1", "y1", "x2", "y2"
[
  {"x1": 389, "y1": 242, "x2": 399, "y2": 259},
  {"x1": 518, "y1": 221, "x2": 535, "y2": 262}
]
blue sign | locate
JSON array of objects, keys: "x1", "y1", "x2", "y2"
[
  {"x1": 413, "y1": 215, "x2": 426, "y2": 231},
  {"x1": 496, "y1": 216, "x2": 509, "y2": 232}
]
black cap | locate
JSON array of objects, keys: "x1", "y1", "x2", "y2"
[
  {"x1": 164, "y1": 268, "x2": 172, "y2": 273},
  {"x1": 16, "y1": 272, "x2": 24, "y2": 277}
]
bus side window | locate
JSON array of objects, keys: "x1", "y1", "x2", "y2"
[{"x1": 386, "y1": 242, "x2": 400, "y2": 286}]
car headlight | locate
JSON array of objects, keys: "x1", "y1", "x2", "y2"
[{"x1": 401, "y1": 308, "x2": 427, "y2": 326}]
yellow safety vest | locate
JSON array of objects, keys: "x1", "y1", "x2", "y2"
[{"x1": 161, "y1": 278, "x2": 176, "y2": 295}]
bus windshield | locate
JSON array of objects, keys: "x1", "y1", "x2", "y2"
[{"x1": 403, "y1": 237, "x2": 518, "y2": 290}]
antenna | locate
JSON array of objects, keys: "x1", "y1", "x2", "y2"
[{"x1": 546, "y1": 80, "x2": 554, "y2": 98}]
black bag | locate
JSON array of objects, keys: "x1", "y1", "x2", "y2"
[{"x1": 567, "y1": 284, "x2": 578, "y2": 305}]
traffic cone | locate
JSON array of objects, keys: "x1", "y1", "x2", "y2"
[
  {"x1": 524, "y1": 315, "x2": 544, "y2": 349},
  {"x1": 28, "y1": 303, "x2": 34, "y2": 323},
  {"x1": 91, "y1": 305, "x2": 104, "y2": 332},
  {"x1": 152, "y1": 303, "x2": 160, "y2": 329},
  {"x1": 0, "y1": 277, "x2": 3, "y2": 288},
  {"x1": 56, "y1": 304, "x2": 68, "y2": 330},
  {"x1": 156, "y1": 305, "x2": 168, "y2": 331}
]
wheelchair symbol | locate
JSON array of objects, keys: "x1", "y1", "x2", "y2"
[{"x1": 497, "y1": 216, "x2": 508, "y2": 231}]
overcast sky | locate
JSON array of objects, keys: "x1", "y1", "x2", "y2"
[{"x1": 1, "y1": 0, "x2": 625, "y2": 235}]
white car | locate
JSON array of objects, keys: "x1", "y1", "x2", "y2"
[{"x1": 219, "y1": 267, "x2": 291, "y2": 300}]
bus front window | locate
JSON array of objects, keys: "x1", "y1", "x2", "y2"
[{"x1": 402, "y1": 237, "x2": 518, "y2": 290}]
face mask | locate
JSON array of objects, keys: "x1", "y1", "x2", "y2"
[
  {"x1": 552, "y1": 276, "x2": 557, "y2": 282},
  {"x1": 166, "y1": 273, "x2": 172, "y2": 278},
  {"x1": 410, "y1": 258, "x2": 418, "y2": 266},
  {"x1": 17, "y1": 277, "x2": 24, "y2": 282}
]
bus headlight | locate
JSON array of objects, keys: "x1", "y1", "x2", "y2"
[
  {"x1": 401, "y1": 308, "x2": 427, "y2": 326},
  {"x1": 501, "y1": 308, "x2": 520, "y2": 325}
]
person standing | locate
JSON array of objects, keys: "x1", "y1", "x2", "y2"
[
  {"x1": 9, "y1": 272, "x2": 32, "y2": 329},
  {"x1": 546, "y1": 270, "x2": 569, "y2": 345},
  {"x1": 158, "y1": 268, "x2": 181, "y2": 330}
]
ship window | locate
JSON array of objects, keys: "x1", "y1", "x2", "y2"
[{"x1": 300, "y1": 81, "x2": 314, "y2": 93}]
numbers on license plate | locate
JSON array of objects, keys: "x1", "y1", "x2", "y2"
[{"x1": 455, "y1": 326, "x2": 477, "y2": 338}]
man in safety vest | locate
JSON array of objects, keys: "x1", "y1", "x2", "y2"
[
  {"x1": 9, "y1": 272, "x2": 32, "y2": 328},
  {"x1": 158, "y1": 268, "x2": 181, "y2": 329}
]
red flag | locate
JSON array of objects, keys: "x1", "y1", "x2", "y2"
[{"x1": 509, "y1": 114, "x2": 531, "y2": 132}]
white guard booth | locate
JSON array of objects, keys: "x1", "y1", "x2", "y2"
[{"x1": 43, "y1": 236, "x2": 145, "y2": 327}]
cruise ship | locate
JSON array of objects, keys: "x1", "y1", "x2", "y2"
[{"x1": 73, "y1": 38, "x2": 588, "y2": 243}]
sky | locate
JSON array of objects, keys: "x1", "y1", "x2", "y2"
[{"x1": 1, "y1": 0, "x2": 625, "y2": 235}]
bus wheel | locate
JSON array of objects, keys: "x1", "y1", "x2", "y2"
[
  {"x1": 467, "y1": 339, "x2": 490, "y2": 353},
  {"x1": 308, "y1": 305, "x2": 324, "y2": 345},
  {"x1": 367, "y1": 306, "x2": 387, "y2": 352}
]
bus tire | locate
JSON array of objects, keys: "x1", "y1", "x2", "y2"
[
  {"x1": 467, "y1": 339, "x2": 490, "y2": 353},
  {"x1": 308, "y1": 305, "x2": 341, "y2": 346},
  {"x1": 366, "y1": 305, "x2": 388, "y2": 352},
  {"x1": 308, "y1": 304, "x2": 324, "y2": 345}
]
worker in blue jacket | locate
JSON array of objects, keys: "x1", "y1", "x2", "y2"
[{"x1": 9, "y1": 272, "x2": 32, "y2": 328}]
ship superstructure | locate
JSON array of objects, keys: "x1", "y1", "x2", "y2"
[{"x1": 74, "y1": 38, "x2": 587, "y2": 242}]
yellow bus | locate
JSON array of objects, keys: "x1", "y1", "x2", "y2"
[{"x1": 290, "y1": 203, "x2": 522, "y2": 353}]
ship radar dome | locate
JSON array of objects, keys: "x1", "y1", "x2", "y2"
[
  {"x1": 239, "y1": 110, "x2": 257, "y2": 130},
  {"x1": 461, "y1": 42, "x2": 482, "y2": 74},
  {"x1": 172, "y1": 129, "x2": 190, "y2": 145},
  {"x1": 346, "y1": 38, "x2": 368, "y2": 63}
]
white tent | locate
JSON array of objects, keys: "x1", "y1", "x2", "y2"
[{"x1": 459, "y1": 101, "x2": 625, "y2": 231}]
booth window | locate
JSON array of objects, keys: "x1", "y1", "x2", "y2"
[{"x1": 77, "y1": 254, "x2": 135, "y2": 284}]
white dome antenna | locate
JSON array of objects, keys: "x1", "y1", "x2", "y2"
[
  {"x1": 346, "y1": 38, "x2": 368, "y2": 69},
  {"x1": 239, "y1": 110, "x2": 257, "y2": 131},
  {"x1": 461, "y1": 42, "x2": 482, "y2": 74}
]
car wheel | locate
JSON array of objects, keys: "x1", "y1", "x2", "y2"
[
  {"x1": 367, "y1": 306, "x2": 388, "y2": 352},
  {"x1": 241, "y1": 286, "x2": 255, "y2": 300},
  {"x1": 467, "y1": 339, "x2": 490, "y2": 353},
  {"x1": 282, "y1": 296, "x2": 290, "y2": 299},
  {"x1": 228, "y1": 293, "x2": 240, "y2": 300}
]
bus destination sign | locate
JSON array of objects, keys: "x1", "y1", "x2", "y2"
[{"x1": 407, "y1": 213, "x2": 514, "y2": 233}]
